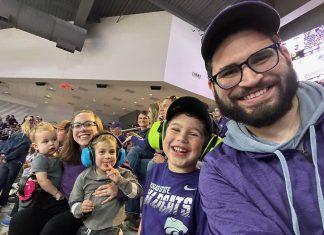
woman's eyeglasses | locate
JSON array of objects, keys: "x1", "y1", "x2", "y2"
[{"x1": 71, "y1": 121, "x2": 97, "y2": 130}]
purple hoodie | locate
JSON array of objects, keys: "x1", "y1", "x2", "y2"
[{"x1": 199, "y1": 82, "x2": 324, "y2": 234}]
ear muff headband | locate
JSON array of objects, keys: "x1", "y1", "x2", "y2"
[
  {"x1": 148, "y1": 120, "x2": 223, "y2": 160},
  {"x1": 161, "y1": 121, "x2": 167, "y2": 143},
  {"x1": 200, "y1": 134, "x2": 223, "y2": 161},
  {"x1": 81, "y1": 131, "x2": 126, "y2": 167},
  {"x1": 148, "y1": 121, "x2": 163, "y2": 150}
]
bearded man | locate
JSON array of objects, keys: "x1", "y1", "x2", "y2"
[{"x1": 199, "y1": 1, "x2": 324, "y2": 234}]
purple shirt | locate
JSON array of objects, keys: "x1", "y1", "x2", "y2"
[
  {"x1": 141, "y1": 163, "x2": 208, "y2": 235},
  {"x1": 199, "y1": 115, "x2": 324, "y2": 235},
  {"x1": 60, "y1": 162, "x2": 86, "y2": 199}
]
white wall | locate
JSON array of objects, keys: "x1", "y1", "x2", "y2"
[
  {"x1": 164, "y1": 16, "x2": 213, "y2": 99},
  {"x1": 0, "y1": 11, "x2": 172, "y2": 82}
]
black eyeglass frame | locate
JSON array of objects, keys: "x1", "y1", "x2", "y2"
[
  {"x1": 71, "y1": 121, "x2": 97, "y2": 129},
  {"x1": 209, "y1": 43, "x2": 281, "y2": 90}
]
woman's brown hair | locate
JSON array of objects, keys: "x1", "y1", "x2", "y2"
[{"x1": 60, "y1": 110, "x2": 103, "y2": 164}]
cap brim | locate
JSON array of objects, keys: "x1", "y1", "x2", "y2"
[{"x1": 201, "y1": 1, "x2": 280, "y2": 61}]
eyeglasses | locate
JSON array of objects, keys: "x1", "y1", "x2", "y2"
[
  {"x1": 71, "y1": 121, "x2": 97, "y2": 130},
  {"x1": 210, "y1": 43, "x2": 280, "y2": 90}
]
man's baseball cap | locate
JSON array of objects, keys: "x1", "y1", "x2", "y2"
[
  {"x1": 166, "y1": 96, "x2": 213, "y2": 136},
  {"x1": 111, "y1": 122, "x2": 122, "y2": 129},
  {"x1": 201, "y1": 1, "x2": 280, "y2": 62}
]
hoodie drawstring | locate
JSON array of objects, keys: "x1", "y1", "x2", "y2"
[
  {"x1": 309, "y1": 125, "x2": 324, "y2": 230},
  {"x1": 275, "y1": 124, "x2": 324, "y2": 234},
  {"x1": 274, "y1": 150, "x2": 300, "y2": 235}
]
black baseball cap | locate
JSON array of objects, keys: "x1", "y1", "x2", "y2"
[
  {"x1": 166, "y1": 96, "x2": 212, "y2": 136},
  {"x1": 201, "y1": 1, "x2": 280, "y2": 62}
]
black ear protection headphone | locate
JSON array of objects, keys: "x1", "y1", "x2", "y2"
[
  {"x1": 81, "y1": 131, "x2": 126, "y2": 167},
  {"x1": 147, "y1": 120, "x2": 222, "y2": 161}
]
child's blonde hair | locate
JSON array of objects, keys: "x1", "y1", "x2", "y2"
[
  {"x1": 29, "y1": 122, "x2": 55, "y2": 143},
  {"x1": 92, "y1": 134, "x2": 118, "y2": 151}
]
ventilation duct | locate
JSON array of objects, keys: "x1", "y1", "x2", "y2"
[{"x1": 0, "y1": 0, "x2": 87, "y2": 53}]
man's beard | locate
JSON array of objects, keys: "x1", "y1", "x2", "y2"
[{"x1": 214, "y1": 67, "x2": 299, "y2": 128}]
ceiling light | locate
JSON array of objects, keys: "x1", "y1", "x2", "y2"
[
  {"x1": 36, "y1": 82, "x2": 47, "y2": 86},
  {"x1": 134, "y1": 101, "x2": 137, "y2": 104},
  {"x1": 122, "y1": 107, "x2": 126, "y2": 110},
  {"x1": 141, "y1": 97, "x2": 144, "y2": 100},
  {"x1": 149, "y1": 93, "x2": 153, "y2": 96},
  {"x1": 96, "y1": 84, "x2": 108, "y2": 88},
  {"x1": 3, "y1": 91, "x2": 9, "y2": 94},
  {"x1": 150, "y1": 86, "x2": 161, "y2": 90}
]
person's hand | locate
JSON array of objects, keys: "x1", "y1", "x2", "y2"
[
  {"x1": 106, "y1": 167, "x2": 121, "y2": 184},
  {"x1": 92, "y1": 183, "x2": 118, "y2": 205},
  {"x1": 81, "y1": 199, "x2": 94, "y2": 213},
  {"x1": 23, "y1": 160, "x2": 32, "y2": 169},
  {"x1": 153, "y1": 153, "x2": 165, "y2": 163},
  {"x1": 122, "y1": 136, "x2": 132, "y2": 146},
  {"x1": 54, "y1": 191, "x2": 64, "y2": 200}
]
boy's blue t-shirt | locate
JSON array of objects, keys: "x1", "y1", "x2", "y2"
[{"x1": 141, "y1": 162, "x2": 208, "y2": 235}]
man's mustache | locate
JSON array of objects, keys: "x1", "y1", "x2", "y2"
[{"x1": 229, "y1": 78, "x2": 279, "y2": 100}]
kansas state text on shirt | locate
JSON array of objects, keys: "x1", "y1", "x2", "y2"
[{"x1": 144, "y1": 182, "x2": 193, "y2": 217}]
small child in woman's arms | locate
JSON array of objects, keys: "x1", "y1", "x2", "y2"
[
  {"x1": 69, "y1": 132, "x2": 142, "y2": 235},
  {"x1": 30, "y1": 122, "x2": 63, "y2": 201}
]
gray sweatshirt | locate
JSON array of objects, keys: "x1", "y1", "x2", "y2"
[{"x1": 69, "y1": 166, "x2": 142, "y2": 230}]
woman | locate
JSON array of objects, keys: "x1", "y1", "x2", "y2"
[
  {"x1": 0, "y1": 120, "x2": 32, "y2": 209},
  {"x1": 9, "y1": 110, "x2": 119, "y2": 235},
  {"x1": 148, "y1": 102, "x2": 159, "y2": 125}
]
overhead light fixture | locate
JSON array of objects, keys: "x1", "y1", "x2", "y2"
[
  {"x1": 150, "y1": 86, "x2": 161, "y2": 90},
  {"x1": 36, "y1": 82, "x2": 47, "y2": 86},
  {"x1": 141, "y1": 97, "x2": 144, "y2": 100},
  {"x1": 149, "y1": 93, "x2": 153, "y2": 96},
  {"x1": 3, "y1": 91, "x2": 9, "y2": 95},
  {"x1": 96, "y1": 84, "x2": 108, "y2": 88},
  {"x1": 134, "y1": 101, "x2": 137, "y2": 104}
]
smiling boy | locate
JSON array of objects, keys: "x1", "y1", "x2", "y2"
[
  {"x1": 69, "y1": 132, "x2": 142, "y2": 235},
  {"x1": 140, "y1": 96, "x2": 214, "y2": 235}
]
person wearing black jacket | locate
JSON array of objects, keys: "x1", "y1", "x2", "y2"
[{"x1": 0, "y1": 120, "x2": 32, "y2": 208}]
